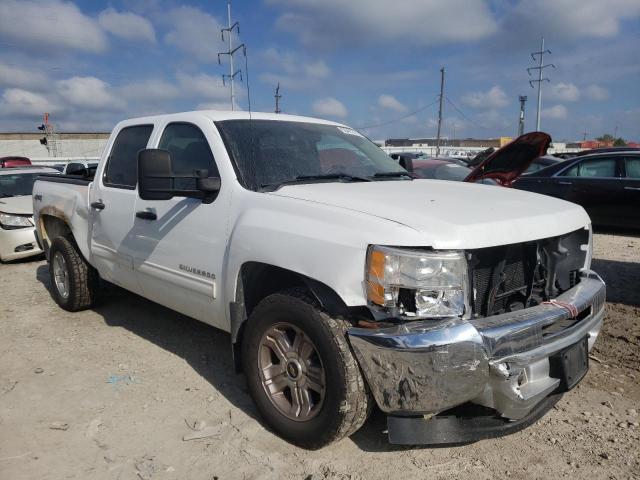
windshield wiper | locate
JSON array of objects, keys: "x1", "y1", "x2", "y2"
[
  {"x1": 372, "y1": 171, "x2": 413, "y2": 179},
  {"x1": 260, "y1": 173, "x2": 371, "y2": 191}
]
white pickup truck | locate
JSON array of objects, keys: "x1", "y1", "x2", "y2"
[{"x1": 33, "y1": 111, "x2": 605, "y2": 448}]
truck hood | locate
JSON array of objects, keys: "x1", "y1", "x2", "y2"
[
  {"x1": 270, "y1": 180, "x2": 590, "y2": 250},
  {"x1": 464, "y1": 132, "x2": 551, "y2": 186},
  {"x1": 0, "y1": 195, "x2": 33, "y2": 215}
]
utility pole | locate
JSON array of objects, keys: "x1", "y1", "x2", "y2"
[
  {"x1": 528, "y1": 37, "x2": 555, "y2": 131},
  {"x1": 582, "y1": 130, "x2": 588, "y2": 141},
  {"x1": 218, "y1": 1, "x2": 245, "y2": 110},
  {"x1": 435, "y1": 67, "x2": 445, "y2": 157},
  {"x1": 274, "y1": 83, "x2": 282, "y2": 114},
  {"x1": 518, "y1": 95, "x2": 527, "y2": 136}
]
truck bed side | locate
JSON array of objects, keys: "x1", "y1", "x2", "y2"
[{"x1": 33, "y1": 174, "x2": 92, "y2": 261}]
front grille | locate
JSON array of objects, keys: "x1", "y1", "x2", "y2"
[{"x1": 468, "y1": 228, "x2": 589, "y2": 318}]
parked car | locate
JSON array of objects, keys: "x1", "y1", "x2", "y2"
[
  {"x1": 0, "y1": 156, "x2": 32, "y2": 168},
  {"x1": 0, "y1": 166, "x2": 58, "y2": 261},
  {"x1": 33, "y1": 111, "x2": 604, "y2": 448},
  {"x1": 514, "y1": 151, "x2": 640, "y2": 229},
  {"x1": 399, "y1": 157, "x2": 473, "y2": 181},
  {"x1": 524, "y1": 155, "x2": 563, "y2": 174}
]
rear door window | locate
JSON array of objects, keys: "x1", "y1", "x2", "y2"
[
  {"x1": 103, "y1": 125, "x2": 154, "y2": 188},
  {"x1": 624, "y1": 157, "x2": 640, "y2": 179},
  {"x1": 563, "y1": 157, "x2": 617, "y2": 178}
]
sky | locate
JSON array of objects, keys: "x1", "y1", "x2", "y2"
[{"x1": 0, "y1": 0, "x2": 639, "y2": 142}]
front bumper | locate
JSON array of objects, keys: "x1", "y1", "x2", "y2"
[
  {"x1": 0, "y1": 226, "x2": 43, "y2": 262},
  {"x1": 348, "y1": 270, "x2": 605, "y2": 423}
]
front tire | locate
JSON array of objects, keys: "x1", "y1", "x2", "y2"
[
  {"x1": 242, "y1": 288, "x2": 371, "y2": 449},
  {"x1": 48, "y1": 236, "x2": 99, "y2": 311}
]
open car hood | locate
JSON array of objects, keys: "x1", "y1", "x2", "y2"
[{"x1": 464, "y1": 132, "x2": 551, "y2": 186}]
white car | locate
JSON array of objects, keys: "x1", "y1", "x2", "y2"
[
  {"x1": 0, "y1": 167, "x2": 59, "y2": 261},
  {"x1": 32, "y1": 111, "x2": 605, "y2": 448}
]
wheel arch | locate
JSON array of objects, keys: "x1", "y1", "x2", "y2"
[
  {"x1": 229, "y1": 261, "x2": 351, "y2": 372},
  {"x1": 38, "y1": 212, "x2": 72, "y2": 261}
]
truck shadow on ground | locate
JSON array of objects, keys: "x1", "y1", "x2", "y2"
[
  {"x1": 591, "y1": 258, "x2": 640, "y2": 307},
  {"x1": 34, "y1": 264, "x2": 405, "y2": 451},
  {"x1": 35, "y1": 264, "x2": 261, "y2": 422}
]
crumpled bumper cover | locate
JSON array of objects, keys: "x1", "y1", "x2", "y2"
[{"x1": 348, "y1": 270, "x2": 605, "y2": 420}]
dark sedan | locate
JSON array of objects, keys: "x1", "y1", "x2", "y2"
[{"x1": 513, "y1": 151, "x2": 640, "y2": 229}]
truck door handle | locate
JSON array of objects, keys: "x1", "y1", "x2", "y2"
[
  {"x1": 136, "y1": 210, "x2": 157, "y2": 220},
  {"x1": 34, "y1": 194, "x2": 42, "y2": 201},
  {"x1": 90, "y1": 201, "x2": 105, "y2": 210}
]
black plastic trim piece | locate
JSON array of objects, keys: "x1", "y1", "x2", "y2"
[{"x1": 387, "y1": 392, "x2": 563, "y2": 445}]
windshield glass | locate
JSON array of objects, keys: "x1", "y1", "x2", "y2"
[
  {"x1": 216, "y1": 120, "x2": 408, "y2": 190},
  {"x1": 0, "y1": 173, "x2": 41, "y2": 197}
]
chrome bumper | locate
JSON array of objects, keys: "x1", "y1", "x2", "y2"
[{"x1": 348, "y1": 270, "x2": 605, "y2": 419}]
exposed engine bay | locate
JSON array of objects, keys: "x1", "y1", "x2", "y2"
[{"x1": 467, "y1": 228, "x2": 589, "y2": 318}]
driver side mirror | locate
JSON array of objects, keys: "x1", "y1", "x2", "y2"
[{"x1": 137, "y1": 149, "x2": 221, "y2": 203}]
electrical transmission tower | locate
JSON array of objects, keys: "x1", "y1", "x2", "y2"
[
  {"x1": 435, "y1": 67, "x2": 445, "y2": 157},
  {"x1": 274, "y1": 83, "x2": 282, "y2": 114},
  {"x1": 518, "y1": 95, "x2": 527, "y2": 136},
  {"x1": 37, "y1": 112, "x2": 61, "y2": 157},
  {"x1": 528, "y1": 37, "x2": 555, "y2": 131},
  {"x1": 218, "y1": 1, "x2": 245, "y2": 110}
]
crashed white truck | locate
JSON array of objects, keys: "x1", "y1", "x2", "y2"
[{"x1": 32, "y1": 111, "x2": 605, "y2": 448}]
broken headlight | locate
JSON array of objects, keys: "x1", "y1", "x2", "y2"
[{"x1": 366, "y1": 246, "x2": 468, "y2": 318}]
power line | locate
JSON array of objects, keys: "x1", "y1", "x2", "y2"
[{"x1": 354, "y1": 97, "x2": 439, "y2": 130}]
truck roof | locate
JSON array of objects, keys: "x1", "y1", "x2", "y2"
[{"x1": 116, "y1": 110, "x2": 346, "y2": 128}]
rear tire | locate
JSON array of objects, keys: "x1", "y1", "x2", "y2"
[
  {"x1": 242, "y1": 288, "x2": 371, "y2": 449},
  {"x1": 48, "y1": 236, "x2": 99, "y2": 311}
]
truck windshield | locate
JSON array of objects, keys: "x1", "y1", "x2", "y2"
[
  {"x1": 215, "y1": 120, "x2": 410, "y2": 191},
  {"x1": 0, "y1": 173, "x2": 41, "y2": 197}
]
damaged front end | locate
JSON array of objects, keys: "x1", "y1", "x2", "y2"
[{"x1": 348, "y1": 227, "x2": 605, "y2": 444}]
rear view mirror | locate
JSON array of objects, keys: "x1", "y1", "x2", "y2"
[
  {"x1": 137, "y1": 150, "x2": 221, "y2": 203},
  {"x1": 138, "y1": 149, "x2": 173, "y2": 201}
]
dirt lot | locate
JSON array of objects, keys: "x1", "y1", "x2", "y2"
[{"x1": 1, "y1": 232, "x2": 639, "y2": 480}]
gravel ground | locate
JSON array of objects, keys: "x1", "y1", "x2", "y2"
[{"x1": 1, "y1": 232, "x2": 639, "y2": 480}]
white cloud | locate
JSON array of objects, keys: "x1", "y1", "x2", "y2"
[
  {"x1": 541, "y1": 104, "x2": 568, "y2": 120},
  {"x1": 57, "y1": 76, "x2": 125, "y2": 110},
  {"x1": 312, "y1": 97, "x2": 348, "y2": 118},
  {"x1": 303, "y1": 60, "x2": 330, "y2": 79},
  {"x1": 0, "y1": 88, "x2": 59, "y2": 116},
  {"x1": 176, "y1": 72, "x2": 230, "y2": 101},
  {"x1": 197, "y1": 101, "x2": 239, "y2": 111},
  {"x1": 378, "y1": 95, "x2": 408, "y2": 113},
  {"x1": 0, "y1": 63, "x2": 47, "y2": 90},
  {"x1": 503, "y1": 0, "x2": 640, "y2": 40},
  {"x1": 120, "y1": 79, "x2": 180, "y2": 102},
  {"x1": 268, "y1": 0, "x2": 497, "y2": 48},
  {"x1": 98, "y1": 8, "x2": 156, "y2": 43},
  {"x1": 547, "y1": 83, "x2": 580, "y2": 102},
  {"x1": 584, "y1": 84, "x2": 610, "y2": 101},
  {"x1": 164, "y1": 7, "x2": 226, "y2": 62},
  {"x1": 461, "y1": 86, "x2": 509, "y2": 109},
  {"x1": 259, "y1": 48, "x2": 331, "y2": 91},
  {"x1": 0, "y1": 0, "x2": 107, "y2": 53}
]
